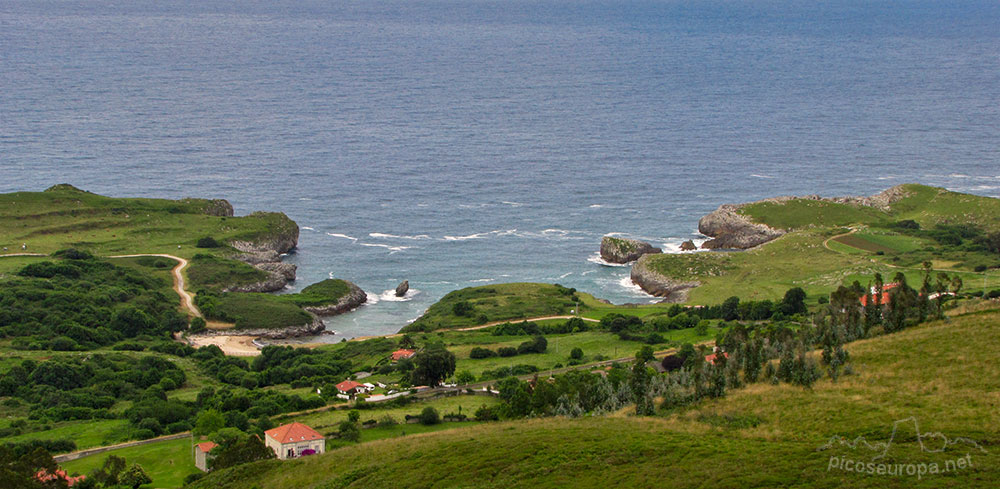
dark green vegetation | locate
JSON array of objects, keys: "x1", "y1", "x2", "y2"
[
  {"x1": 641, "y1": 184, "x2": 1000, "y2": 304},
  {"x1": 403, "y1": 283, "x2": 579, "y2": 332},
  {"x1": 195, "y1": 279, "x2": 355, "y2": 329},
  {"x1": 185, "y1": 254, "x2": 269, "y2": 292},
  {"x1": 0, "y1": 253, "x2": 188, "y2": 351},
  {"x1": 187, "y1": 299, "x2": 1000, "y2": 489}
]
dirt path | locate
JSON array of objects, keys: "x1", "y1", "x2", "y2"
[
  {"x1": 187, "y1": 335, "x2": 261, "y2": 356},
  {"x1": 107, "y1": 254, "x2": 201, "y2": 317},
  {"x1": 0, "y1": 252, "x2": 47, "y2": 257},
  {"x1": 455, "y1": 315, "x2": 600, "y2": 332},
  {"x1": 823, "y1": 227, "x2": 857, "y2": 252}
]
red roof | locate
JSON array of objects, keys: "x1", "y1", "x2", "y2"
[
  {"x1": 36, "y1": 469, "x2": 86, "y2": 487},
  {"x1": 860, "y1": 283, "x2": 900, "y2": 307},
  {"x1": 704, "y1": 352, "x2": 729, "y2": 364},
  {"x1": 196, "y1": 441, "x2": 217, "y2": 453},
  {"x1": 392, "y1": 349, "x2": 416, "y2": 361},
  {"x1": 264, "y1": 422, "x2": 324, "y2": 445},
  {"x1": 336, "y1": 380, "x2": 363, "y2": 393}
]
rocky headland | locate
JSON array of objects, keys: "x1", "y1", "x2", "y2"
[
  {"x1": 303, "y1": 281, "x2": 368, "y2": 316},
  {"x1": 227, "y1": 211, "x2": 301, "y2": 292},
  {"x1": 600, "y1": 236, "x2": 662, "y2": 264},
  {"x1": 630, "y1": 254, "x2": 700, "y2": 302},
  {"x1": 698, "y1": 185, "x2": 910, "y2": 250}
]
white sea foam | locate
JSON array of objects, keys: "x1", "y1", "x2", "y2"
[
  {"x1": 360, "y1": 243, "x2": 412, "y2": 253},
  {"x1": 377, "y1": 288, "x2": 420, "y2": 302},
  {"x1": 587, "y1": 252, "x2": 630, "y2": 267},
  {"x1": 443, "y1": 232, "x2": 488, "y2": 241},
  {"x1": 501, "y1": 201, "x2": 524, "y2": 207},
  {"x1": 369, "y1": 232, "x2": 432, "y2": 240},
  {"x1": 557, "y1": 272, "x2": 572, "y2": 279},
  {"x1": 326, "y1": 233, "x2": 358, "y2": 242},
  {"x1": 589, "y1": 204, "x2": 603, "y2": 208},
  {"x1": 618, "y1": 276, "x2": 657, "y2": 301},
  {"x1": 751, "y1": 174, "x2": 775, "y2": 179},
  {"x1": 661, "y1": 237, "x2": 709, "y2": 254},
  {"x1": 469, "y1": 278, "x2": 495, "y2": 283},
  {"x1": 301, "y1": 226, "x2": 315, "y2": 231}
]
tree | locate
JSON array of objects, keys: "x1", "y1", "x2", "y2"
[
  {"x1": 456, "y1": 370, "x2": 476, "y2": 385},
  {"x1": 210, "y1": 434, "x2": 276, "y2": 470},
  {"x1": 189, "y1": 317, "x2": 207, "y2": 333},
  {"x1": 720, "y1": 296, "x2": 740, "y2": 321},
  {"x1": 630, "y1": 362, "x2": 655, "y2": 415},
  {"x1": 780, "y1": 287, "x2": 807, "y2": 315},
  {"x1": 0, "y1": 446, "x2": 64, "y2": 489},
  {"x1": 635, "y1": 345, "x2": 655, "y2": 364},
  {"x1": 120, "y1": 464, "x2": 152, "y2": 489},
  {"x1": 194, "y1": 409, "x2": 225, "y2": 436},
  {"x1": 347, "y1": 410, "x2": 361, "y2": 423},
  {"x1": 419, "y1": 407, "x2": 440, "y2": 425},
  {"x1": 110, "y1": 306, "x2": 155, "y2": 337},
  {"x1": 91, "y1": 455, "x2": 127, "y2": 487},
  {"x1": 337, "y1": 420, "x2": 360, "y2": 442},
  {"x1": 398, "y1": 334, "x2": 416, "y2": 349},
  {"x1": 411, "y1": 347, "x2": 456, "y2": 387},
  {"x1": 569, "y1": 347, "x2": 584, "y2": 360}
]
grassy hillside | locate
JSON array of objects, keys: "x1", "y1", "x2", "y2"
[
  {"x1": 403, "y1": 283, "x2": 579, "y2": 332},
  {"x1": 189, "y1": 306, "x2": 1000, "y2": 489},
  {"x1": 0, "y1": 184, "x2": 296, "y2": 260},
  {"x1": 641, "y1": 184, "x2": 1000, "y2": 304}
]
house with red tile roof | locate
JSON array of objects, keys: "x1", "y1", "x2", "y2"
[
  {"x1": 391, "y1": 349, "x2": 416, "y2": 362},
  {"x1": 264, "y1": 422, "x2": 326, "y2": 460},
  {"x1": 336, "y1": 380, "x2": 367, "y2": 395},
  {"x1": 704, "y1": 352, "x2": 729, "y2": 365},
  {"x1": 860, "y1": 283, "x2": 900, "y2": 307},
  {"x1": 194, "y1": 441, "x2": 217, "y2": 472}
]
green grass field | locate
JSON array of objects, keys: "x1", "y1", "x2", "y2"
[
  {"x1": 3, "y1": 419, "x2": 130, "y2": 452},
  {"x1": 403, "y1": 283, "x2": 578, "y2": 332},
  {"x1": 188, "y1": 305, "x2": 1000, "y2": 489},
  {"x1": 0, "y1": 185, "x2": 296, "y2": 260},
  {"x1": 285, "y1": 395, "x2": 499, "y2": 432},
  {"x1": 61, "y1": 435, "x2": 200, "y2": 488}
]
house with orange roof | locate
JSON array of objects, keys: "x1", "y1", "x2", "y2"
[
  {"x1": 336, "y1": 379, "x2": 368, "y2": 395},
  {"x1": 860, "y1": 283, "x2": 900, "y2": 307},
  {"x1": 704, "y1": 351, "x2": 729, "y2": 365},
  {"x1": 194, "y1": 441, "x2": 217, "y2": 472},
  {"x1": 264, "y1": 422, "x2": 326, "y2": 460},
  {"x1": 391, "y1": 348, "x2": 416, "y2": 362}
]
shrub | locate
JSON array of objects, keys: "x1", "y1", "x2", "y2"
[
  {"x1": 189, "y1": 317, "x2": 207, "y2": 334},
  {"x1": 419, "y1": 407, "x2": 440, "y2": 425},
  {"x1": 497, "y1": 347, "x2": 518, "y2": 357},
  {"x1": 474, "y1": 404, "x2": 498, "y2": 421},
  {"x1": 196, "y1": 237, "x2": 221, "y2": 248},
  {"x1": 452, "y1": 301, "x2": 474, "y2": 317},
  {"x1": 469, "y1": 347, "x2": 497, "y2": 359},
  {"x1": 569, "y1": 347, "x2": 583, "y2": 360}
]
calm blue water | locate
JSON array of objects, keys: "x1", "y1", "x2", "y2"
[{"x1": 2, "y1": 0, "x2": 999, "y2": 338}]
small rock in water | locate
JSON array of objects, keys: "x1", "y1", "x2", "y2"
[
  {"x1": 680, "y1": 240, "x2": 697, "y2": 251},
  {"x1": 395, "y1": 280, "x2": 409, "y2": 297}
]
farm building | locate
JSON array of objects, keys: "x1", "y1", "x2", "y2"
[
  {"x1": 194, "y1": 441, "x2": 217, "y2": 472},
  {"x1": 264, "y1": 422, "x2": 326, "y2": 460}
]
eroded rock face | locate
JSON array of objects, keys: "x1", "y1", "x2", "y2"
[
  {"x1": 698, "y1": 205, "x2": 786, "y2": 250},
  {"x1": 395, "y1": 280, "x2": 409, "y2": 297},
  {"x1": 256, "y1": 262, "x2": 297, "y2": 281},
  {"x1": 202, "y1": 199, "x2": 235, "y2": 217},
  {"x1": 198, "y1": 317, "x2": 327, "y2": 339},
  {"x1": 303, "y1": 281, "x2": 368, "y2": 316},
  {"x1": 222, "y1": 272, "x2": 288, "y2": 293},
  {"x1": 630, "y1": 255, "x2": 700, "y2": 302},
  {"x1": 697, "y1": 185, "x2": 911, "y2": 250},
  {"x1": 600, "y1": 237, "x2": 662, "y2": 264}
]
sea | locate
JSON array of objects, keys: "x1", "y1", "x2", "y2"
[{"x1": 2, "y1": 0, "x2": 998, "y2": 339}]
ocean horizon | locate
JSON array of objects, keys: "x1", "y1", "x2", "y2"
[{"x1": 2, "y1": 0, "x2": 998, "y2": 338}]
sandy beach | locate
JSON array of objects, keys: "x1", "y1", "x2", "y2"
[{"x1": 187, "y1": 334, "x2": 261, "y2": 356}]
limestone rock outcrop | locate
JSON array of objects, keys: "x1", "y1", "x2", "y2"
[
  {"x1": 303, "y1": 281, "x2": 368, "y2": 316},
  {"x1": 395, "y1": 280, "x2": 409, "y2": 297},
  {"x1": 600, "y1": 237, "x2": 662, "y2": 264},
  {"x1": 629, "y1": 255, "x2": 700, "y2": 303}
]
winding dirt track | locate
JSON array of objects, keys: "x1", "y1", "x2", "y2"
[{"x1": 107, "y1": 254, "x2": 201, "y2": 317}]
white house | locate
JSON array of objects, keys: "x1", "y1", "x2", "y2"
[{"x1": 264, "y1": 422, "x2": 325, "y2": 460}]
